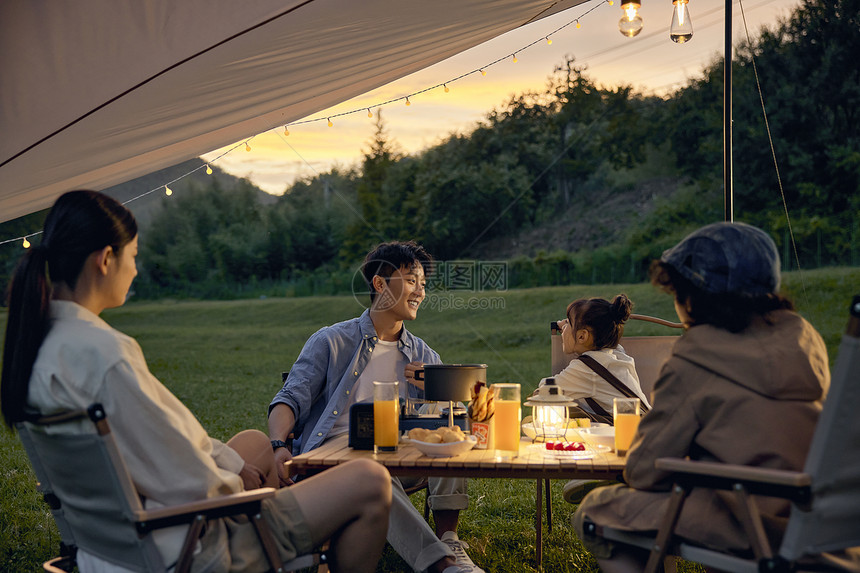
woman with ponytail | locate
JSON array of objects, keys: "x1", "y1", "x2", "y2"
[{"x1": 2, "y1": 190, "x2": 390, "y2": 573}]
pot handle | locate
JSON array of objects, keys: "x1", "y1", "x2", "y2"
[{"x1": 414, "y1": 369, "x2": 425, "y2": 381}]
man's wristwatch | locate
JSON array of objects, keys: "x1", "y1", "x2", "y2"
[{"x1": 271, "y1": 439, "x2": 289, "y2": 451}]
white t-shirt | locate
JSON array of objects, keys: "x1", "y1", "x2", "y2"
[{"x1": 329, "y1": 339, "x2": 406, "y2": 436}]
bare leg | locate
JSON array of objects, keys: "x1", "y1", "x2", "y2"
[
  {"x1": 433, "y1": 509, "x2": 459, "y2": 536},
  {"x1": 290, "y1": 459, "x2": 391, "y2": 573},
  {"x1": 227, "y1": 429, "x2": 279, "y2": 488}
]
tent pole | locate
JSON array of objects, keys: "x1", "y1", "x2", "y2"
[{"x1": 724, "y1": 0, "x2": 733, "y2": 222}]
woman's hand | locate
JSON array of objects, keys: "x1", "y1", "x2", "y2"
[
  {"x1": 405, "y1": 361, "x2": 425, "y2": 391},
  {"x1": 274, "y1": 446, "x2": 295, "y2": 487},
  {"x1": 238, "y1": 462, "x2": 266, "y2": 490}
]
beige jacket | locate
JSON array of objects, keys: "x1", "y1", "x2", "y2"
[
  {"x1": 581, "y1": 309, "x2": 830, "y2": 552},
  {"x1": 28, "y1": 301, "x2": 245, "y2": 571}
]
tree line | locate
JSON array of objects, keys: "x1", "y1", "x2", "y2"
[{"x1": 1, "y1": 0, "x2": 857, "y2": 301}]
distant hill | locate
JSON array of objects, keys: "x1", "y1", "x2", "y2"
[
  {"x1": 101, "y1": 158, "x2": 278, "y2": 230},
  {"x1": 470, "y1": 176, "x2": 684, "y2": 259}
]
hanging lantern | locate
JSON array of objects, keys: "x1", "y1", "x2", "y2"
[{"x1": 524, "y1": 378, "x2": 577, "y2": 443}]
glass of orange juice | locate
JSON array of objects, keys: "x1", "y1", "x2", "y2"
[
  {"x1": 373, "y1": 381, "x2": 400, "y2": 454},
  {"x1": 492, "y1": 383, "x2": 521, "y2": 459},
  {"x1": 613, "y1": 397, "x2": 641, "y2": 457}
]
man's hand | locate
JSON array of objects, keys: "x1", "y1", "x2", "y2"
[
  {"x1": 238, "y1": 462, "x2": 266, "y2": 490},
  {"x1": 405, "y1": 361, "x2": 425, "y2": 390},
  {"x1": 274, "y1": 446, "x2": 295, "y2": 487}
]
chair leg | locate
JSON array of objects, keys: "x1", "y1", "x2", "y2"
[
  {"x1": 644, "y1": 484, "x2": 688, "y2": 573},
  {"x1": 176, "y1": 515, "x2": 206, "y2": 573},
  {"x1": 732, "y1": 485, "x2": 774, "y2": 561},
  {"x1": 251, "y1": 511, "x2": 285, "y2": 571}
]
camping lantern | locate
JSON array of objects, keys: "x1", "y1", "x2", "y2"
[{"x1": 524, "y1": 378, "x2": 577, "y2": 442}]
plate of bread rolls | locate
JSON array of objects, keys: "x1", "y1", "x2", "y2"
[{"x1": 402, "y1": 426, "x2": 478, "y2": 457}]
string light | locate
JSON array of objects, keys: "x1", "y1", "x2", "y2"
[
  {"x1": 2, "y1": 1, "x2": 615, "y2": 251},
  {"x1": 405, "y1": 97, "x2": 411, "y2": 106}
]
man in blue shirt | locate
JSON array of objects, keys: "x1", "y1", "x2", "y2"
[{"x1": 268, "y1": 241, "x2": 484, "y2": 573}]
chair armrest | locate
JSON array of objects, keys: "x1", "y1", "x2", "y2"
[
  {"x1": 655, "y1": 458, "x2": 811, "y2": 504},
  {"x1": 135, "y1": 488, "x2": 278, "y2": 533}
]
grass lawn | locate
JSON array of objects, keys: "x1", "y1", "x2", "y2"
[{"x1": 1, "y1": 267, "x2": 857, "y2": 571}]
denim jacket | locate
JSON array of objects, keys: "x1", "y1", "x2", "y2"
[{"x1": 268, "y1": 310, "x2": 441, "y2": 454}]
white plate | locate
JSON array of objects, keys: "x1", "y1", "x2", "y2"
[
  {"x1": 402, "y1": 435, "x2": 478, "y2": 458},
  {"x1": 527, "y1": 443, "x2": 611, "y2": 460},
  {"x1": 578, "y1": 426, "x2": 616, "y2": 451}
]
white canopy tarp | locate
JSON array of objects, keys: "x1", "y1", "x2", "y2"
[{"x1": 0, "y1": 0, "x2": 586, "y2": 223}]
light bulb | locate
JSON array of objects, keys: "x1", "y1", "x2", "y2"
[
  {"x1": 546, "y1": 36, "x2": 553, "y2": 45},
  {"x1": 608, "y1": 0, "x2": 614, "y2": 5},
  {"x1": 443, "y1": 84, "x2": 450, "y2": 93},
  {"x1": 576, "y1": 20, "x2": 582, "y2": 29},
  {"x1": 205, "y1": 164, "x2": 213, "y2": 175},
  {"x1": 327, "y1": 118, "x2": 333, "y2": 127},
  {"x1": 619, "y1": 0, "x2": 643, "y2": 37},
  {"x1": 670, "y1": 0, "x2": 693, "y2": 43},
  {"x1": 405, "y1": 97, "x2": 411, "y2": 106},
  {"x1": 284, "y1": 126, "x2": 290, "y2": 136},
  {"x1": 165, "y1": 186, "x2": 173, "y2": 196},
  {"x1": 367, "y1": 108, "x2": 373, "y2": 118},
  {"x1": 512, "y1": 54, "x2": 518, "y2": 63},
  {"x1": 22, "y1": 237, "x2": 30, "y2": 249},
  {"x1": 480, "y1": 69, "x2": 486, "y2": 76},
  {"x1": 245, "y1": 142, "x2": 251, "y2": 152}
]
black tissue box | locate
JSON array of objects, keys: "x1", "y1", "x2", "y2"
[{"x1": 348, "y1": 402, "x2": 376, "y2": 450}]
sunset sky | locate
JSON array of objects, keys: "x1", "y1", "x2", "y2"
[{"x1": 203, "y1": 0, "x2": 800, "y2": 195}]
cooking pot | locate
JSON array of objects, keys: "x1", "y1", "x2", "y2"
[{"x1": 415, "y1": 364, "x2": 487, "y2": 402}]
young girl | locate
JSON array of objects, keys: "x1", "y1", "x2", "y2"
[
  {"x1": 1, "y1": 190, "x2": 391, "y2": 573},
  {"x1": 547, "y1": 293, "x2": 650, "y2": 418}
]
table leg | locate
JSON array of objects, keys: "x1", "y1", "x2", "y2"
[
  {"x1": 545, "y1": 478, "x2": 552, "y2": 533},
  {"x1": 535, "y1": 479, "x2": 543, "y2": 568}
]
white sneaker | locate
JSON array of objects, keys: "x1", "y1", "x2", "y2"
[{"x1": 440, "y1": 531, "x2": 486, "y2": 573}]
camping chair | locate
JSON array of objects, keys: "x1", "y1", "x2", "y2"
[
  {"x1": 17, "y1": 403, "x2": 325, "y2": 573},
  {"x1": 538, "y1": 314, "x2": 683, "y2": 566},
  {"x1": 592, "y1": 295, "x2": 860, "y2": 573}
]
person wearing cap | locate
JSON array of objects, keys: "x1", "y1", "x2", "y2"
[{"x1": 572, "y1": 222, "x2": 831, "y2": 572}]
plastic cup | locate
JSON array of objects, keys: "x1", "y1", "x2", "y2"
[
  {"x1": 613, "y1": 397, "x2": 641, "y2": 456},
  {"x1": 493, "y1": 383, "x2": 521, "y2": 458},
  {"x1": 373, "y1": 381, "x2": 400, "y2": 453}
]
